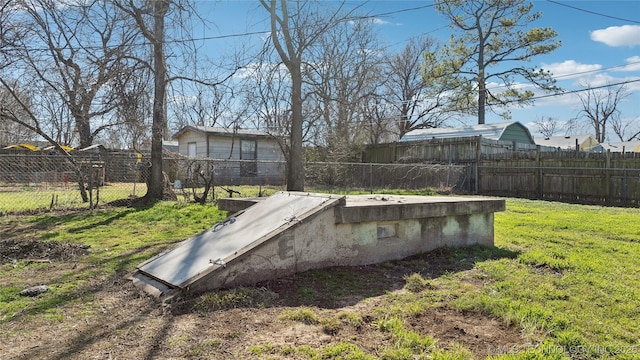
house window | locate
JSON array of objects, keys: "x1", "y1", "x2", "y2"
[
  {"x1": 187, "y1": 142, "x2": 197, "y2": 157},
  {"x1": 240, "y1": 139, "x2": 257, "y2": 177}
]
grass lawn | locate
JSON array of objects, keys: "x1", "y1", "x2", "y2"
[
  {"x1": 478, "y1": 199, "x2": 640, "y2": 358},
  {"x1": 0, "y1": 197, "x2": 638, "y2": 359},
  {"x1": 0, "y1": 182, "x2": 149, "y2": 212}
]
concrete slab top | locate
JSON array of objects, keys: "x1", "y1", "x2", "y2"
[
  {"x1": 218, "y1": 193, "x2": 505, "y2": 224},
  {"x1": 340, "y1": 194, "x2": 499, "y2": 206},
  {"x1": 334, "y1": 194, "x2": 505, "y2": 223}
]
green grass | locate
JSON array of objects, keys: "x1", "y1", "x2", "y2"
[
  {"x1": 1, "y1": 196, "x2": 639, "y2": 359},
  {"x1": 0, "y1": 183, "x2": 284, "y2": 213},
  {"x1": 280, "y1": 307, "x2": 321, "y2": 325},
  {"x1": 0, "y1": 183, "x2": 436, "y2": 214},
  {"x1": 0, "y1": 201, "x2": 225, "y2": 322},
  {"x1": 0, "y1": 182, "x2": 148, "y2": 212},
  {"x1": 193, "y1": 287, "x2": 278, "y2": 312},
  {"x1": 477, "y1": 199, "x2": 640, "y2": 359}
]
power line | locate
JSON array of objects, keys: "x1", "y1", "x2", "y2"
[
  {"x1": 167, "y1": 4, "x2": 436, "y2": 44},
  {"x1": 12, "y1": 3, "x2": 436, "y2": 50},
  {"x1": 546, "y1": 0, "x2": 640, "y2": 24},
  {"x1": 461, "y1": 78, "x2": 640, "y2": 116},
  {"x1": 550, "y1": 60, "x2": 640, "y2": 81},
  {"x1": 387, "y1": 78, "x2": 640, "y2": 120},
  {"x1": 478, "y1": 60, "x2": 640, "y2": 94},
  {"x1": 7, "y1": 1, "x2": 640, "y2": 98},
  {"x1": 524, "y1": 78, "x2": 640, "y2": 103}
]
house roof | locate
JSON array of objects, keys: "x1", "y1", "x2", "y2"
[
  {"x1": 3, "y1": 143, "x2": 41, "y2": 151},
  {"x1": 593, "y1": 141, "x2": 640, "y2": 153},
  {"x1": 173, "y1": 126, "x2": 272, "y2": 139},
  {"x1": 400, "y1": 121, "x2": 535, "y2": 144},
  {"x1": 534, "y1": 134, "x2": 598, "y2": 150},
  {"x1": 162, "y1": 140, "x2": 179, "y2": 153},
  {"x1": 3, "y1": 143, "x2": 74, "y2": 151},
  {"x1": 76, "y1": 144, "x2": 106, "y2": 152}
]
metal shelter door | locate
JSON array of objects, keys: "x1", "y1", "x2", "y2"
[{"x1": 136, "y1": 192, "x2": 342, "y2": 288}]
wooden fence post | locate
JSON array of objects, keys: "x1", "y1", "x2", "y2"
[
  {"x1": 622, "y1": 156, "x2": 627, "y2": 205},
  {"x1": 475, "y1": 136, "x2": 481, "y2": 194},
  {"x1": 605, "y1": 149, "x2": 612, "y2": 205},
  {"x1": 536, "y1": 145, "x2": 542, "y2": 199}
]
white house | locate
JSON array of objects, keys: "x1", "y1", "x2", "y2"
[
  {"x1": 592, "y1": 141, "x2": 640, "y2": 153},
  {"x1": 534, "y1": 134, "x2": 599, "y2": 151},
  {"x1": 172, "y1": 126, "x2": 286, "y2": 185}
]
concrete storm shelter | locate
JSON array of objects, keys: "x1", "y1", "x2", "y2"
[{"x1": 132, "y1": 192, "x2": 505, "y2": 300}]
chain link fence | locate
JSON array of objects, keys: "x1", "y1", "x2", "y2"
[
  {"x1": 0, "y1": 151, "x2": 148, "y2": 212},
  {"x1": 0, "y1": 153, "x2": 468, "y2": 213},
  {"x1": 305, "y1": 161, "x2": 469, "y2": 193}
]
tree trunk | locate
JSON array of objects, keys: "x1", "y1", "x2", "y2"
[
  {"x1": 478, "y1": 86, "x2": 486, "y2": 125},
  {"x1": 145, "y1": 0, "x2": 169, "y2": 201},
  {"x1": 288, "y1": 66, "x2": 304, "y2": 191}
]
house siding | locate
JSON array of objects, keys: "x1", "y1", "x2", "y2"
[
  {"x1": 178, "y1": 132, "x2": 207, "y2": 157},
  {"x1": 501, "y1": 123, "x2": 533, "y2": 143},
  {"x1": 173, "y1": 127, "x2": 286, "y2": 185},
  {"x1": 208, "y1": 136, "x2": 238, "y2": 159}
]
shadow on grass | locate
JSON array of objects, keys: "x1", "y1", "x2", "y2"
[
  {"x1": 4, "y1": 244, "x2": 518, "y2": 359},
  {"x1": 4, "y1": 241, "x2": 177, "y2": 360},
  {"x1": 6, "y1": 201, "x2": 159, "y2": 240},
  {"x1": 3, "y1": 208, "x2": 138, "y2": 241},
  {"x1": 173, "y1": 244, "x2": 520, "y2": 314},
  {"x1": 2, "y1": 245, "x2": 153, "y2": 322}
]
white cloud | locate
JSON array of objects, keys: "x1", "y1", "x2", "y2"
[
  {"x1": 359, "y1": 17, "x2": 402, "y2": 26},
  {"x1": 590, "y1": 25, "x2": 640, "y2": 47},
  {"x1": 233, "y1": 62, "x2": 289, "y2": 80},
  {"x1": 542, "y1": 60, "x2": 602, "y2": 79},
  {"x1": 574, "y1": 73, "x2": 617, "y2": 87},
  {"x1": 614, "y1": 56, "x2": 640, "y2": 72},
  {"x1": 371, "y1": 18, "x2": 390, "y2": 25}
]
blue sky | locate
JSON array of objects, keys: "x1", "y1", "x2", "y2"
[{"x1": 197, "y1": 1, "x2": 640, "y2": 141}]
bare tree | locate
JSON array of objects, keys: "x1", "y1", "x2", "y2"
[
  {"x1": 0, "y1": 83, "x2": 36, "y2": 144},
  {"x1": 260, "y1": 0, "x2": 309, "y2": 191},
  {"x1": 119, "y1": 0, "x2": 241, "y2": 201},
  {"x1": 360, "y1": 95, "x2": 396, "y2": 145},
  {"x1": 9, "y1": 0, "x2": 142, "y2": 148},
  {"x1": 260, "y1": 0, "x2": 360, "y2": 190},
  {"x1": 384, "y1": 36, "x2": 451, "y2": 139},
  {"x1": 0, "y1": 77, "x2": 93, "y2": 202},
  {"x1": 245, "y1": 55, "x2": 295, "y2": 159},
  {"x1": 611, "y1": 115, "x2": 640, "y2": 142},
  {"x1": 105, "y1": 65, "x2": 154, "y2": 150},
  {"x1": 117, "y1": 0, "x2": 172, "y2": 201},
  {"x1": 0, "y1": 0, "x2": 22, "y2": 69},
  {"x1": 0, "y1": 0, "x2": 139, "y2": 203},
  {"x1": 169, "y1": 80, "x2": 246, "y2": 132},
  {"x1": 305, "y1": 13, "x2": 381, "y2": 161},
  {"x1": 532, "y1": 115, "x2": 560, "y2": 138},
  {"x1": 577, "y1": 83, "x2": 629, "y2": 143},
  {"x1": 39, "y1": 89, "x2": 75, "y2": 146}
]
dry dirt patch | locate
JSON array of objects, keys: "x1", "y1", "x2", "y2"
[
  {"x1": 0, "y1": 238, "x2": 89, "y2": 263},
  {"x1": 0, "y1": 238, "x2": 89, "y2": 264},
  {"x1": 0, "y1": 219, "x2": 528, "y2": 359}
]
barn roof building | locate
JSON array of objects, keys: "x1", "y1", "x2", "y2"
[{"x1": 400, "y1": 121, "x2": 535, "y2": 145}]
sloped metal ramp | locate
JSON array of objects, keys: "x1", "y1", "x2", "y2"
[{"x1": 133, "y1": 192, "x2": 344, "y2": 297}]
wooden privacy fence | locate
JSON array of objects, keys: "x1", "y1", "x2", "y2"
[
  {"x1": 478, "y1": 153, "x2": 640, "y2": 207},
  {"x1": 364, "y1": 136, "x2": 557, "y2": 164},
  {"x1": 364, "y1": 136, "x2": 640, "y2": 207}
]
